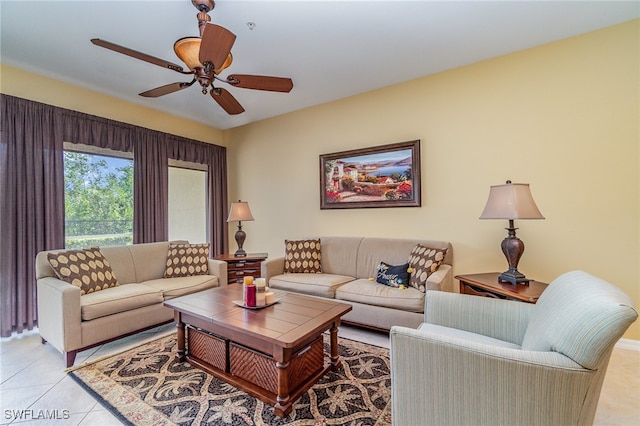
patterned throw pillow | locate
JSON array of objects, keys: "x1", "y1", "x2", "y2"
[
  {"x1": 408, "y1": 244, "x2": 448, "y2": 292},
  {"x1": 164, "y1": 243, "x2": 210, "y2": 278},
  {"x1": 284, "y1": 239, "x2": 322, "y2": 273},
  {"x1": 47, "y1": 248, "x2": 119, "y2": 295},
  {"x1": 375, "y1": 262, "x2": 410, "y2": 288}
]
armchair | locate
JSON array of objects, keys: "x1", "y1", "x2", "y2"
[{"x1": 390, "y1": 270, "x2": 637, "y2": 426}]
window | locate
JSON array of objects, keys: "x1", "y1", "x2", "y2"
[
  {"x1": 168, "y1": 162, "x2": 208, "y2": 243},
  {"x1": 63, "y1": 145, "x2": 133, "y2": 248}
]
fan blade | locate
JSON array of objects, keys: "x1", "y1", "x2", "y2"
[
  {"x1": 199, "y1": 24, "x2": 236, "y2": 72},
  {"x1": 227, "y1": 74, "x2": 293, "y2": 93},
  {"x1": 139, "y1": 80, "x2": 196, "y2": 98},
  {"x1": 210, "y1": 88, "x2": 245, "y2": 115},
  {"x1": 91, "y1": 38, "x2": 189, "y2": 74}
]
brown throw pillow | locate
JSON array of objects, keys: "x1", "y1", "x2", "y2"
[
  {"x1": 164, "y1": 243, "x2": 210, "y2": 278},
  {"x1": 408, "y1": 244, "x2": 448, "y2": 292},
  {"x1": 47, "y1": 248, "x2": 119, "y2": 295},
  {"x1": 284, "y1": 239, "x2": 322, "y2": 273}
]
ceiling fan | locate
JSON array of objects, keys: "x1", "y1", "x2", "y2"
[{"x1": 91, "y1": 0, "x2": 293, "y2": 115}]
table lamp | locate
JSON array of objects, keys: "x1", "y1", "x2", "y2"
[
  {"x1": 227, "y1": 200, "x2": 254, "y2": 257},
  {"x1": 479, "y1": 180, "x2": 544, "y2": 285}
]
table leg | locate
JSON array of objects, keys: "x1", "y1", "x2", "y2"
[
  {"x1": 274, "y1": 359, "x2": 291, "y2": 417},
  {"x1": 330, "y1": 320, "x2": 341, "y2": 370},
  {"x1": 174, "y1": 312, "x2": 186, "y2": 362}
]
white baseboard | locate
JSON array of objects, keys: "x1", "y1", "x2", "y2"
[{"x1": 615, "y1": 338, "x2": 640, "y2": 351}]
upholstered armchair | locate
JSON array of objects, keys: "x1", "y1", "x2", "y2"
[{"x1": 390, "y1": 270, "x2": 637, "y2": 426}]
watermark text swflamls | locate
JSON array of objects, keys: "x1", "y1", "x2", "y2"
[{"x1": 4, "y1": 409, "x2": 70, "y2": 421}]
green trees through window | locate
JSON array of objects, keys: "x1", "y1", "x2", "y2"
[{"x1": 64, "y1": 151, "x2": 133, "y2": 248}]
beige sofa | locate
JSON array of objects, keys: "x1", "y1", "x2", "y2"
[
  {"x1": 36, "y1": 241, "x2": 227, "y2": 367},
  {"x1": 263, "y1": 237, "x2": 453, "y2": 330}
]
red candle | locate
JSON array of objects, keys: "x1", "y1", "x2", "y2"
[{"x1": 246, "y1": 285, "x2": 256, "y2": 307}]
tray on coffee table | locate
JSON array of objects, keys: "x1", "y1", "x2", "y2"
[{"x1": 232, "y1": 299, "x2": 279, "y2": 309}]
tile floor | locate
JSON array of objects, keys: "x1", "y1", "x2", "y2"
[{"x1": 1, "y1": 324, "x2": 638, "y2": 425}]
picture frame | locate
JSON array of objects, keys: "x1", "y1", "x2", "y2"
[{"x1": 319, "y1": 140, "x2": 421, "y2": 209}]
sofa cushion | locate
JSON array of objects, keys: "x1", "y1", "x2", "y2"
[
  {"x1": 375, "y1": 262, "x2": 410, "y2": 288},
  {"x1": 336, "y1": 279, "x2": 425, "y2": 313},
  {"x1": 269, "y1": 273, "x2": 353, "y2": 298},
  {"x1": 164, "y1": 243, "x2": 210, "y2": 278},
  {"x1": 47, "y1": 248, "x2": 119, "y2": 296},
  {"x1": 319, "y1": 237, "x2": 362, "y2": 277},
  {"x1": 80, "y1": 284, "x2": 163, "y2": 321},
  {"x1": 284, "y1": 239, "x2": 322, "y2": 273},
  {"x1": 408, "y1": 245, "x2": 448, "y2": 292},
  {"x1": 144, "y1": 275, "x2": 218, "y2": 299}
]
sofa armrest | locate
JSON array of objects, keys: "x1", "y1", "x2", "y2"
[
  {"x1": 424, "y1": 290, "x2": 533, "y2": 345},
  {"x1": 425, "y1": 264, "x2": 453, "y2": 292},
  {"x1": 390, "y1": 325, "x2": 589, "y2": 426},
  {"x1": 262, "y1": 256, "x2": 285, "y2": 285},
  {"x1": 208, "y1": 259, "x2": 228, "y2": 287},
  {"x1": 36, "y1": 277, "x2": 82, "y2": 353}
]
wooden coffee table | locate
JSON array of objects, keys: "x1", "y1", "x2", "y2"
[{"x1": 164, "y1": 285, "x2": 352, "y2": 417}]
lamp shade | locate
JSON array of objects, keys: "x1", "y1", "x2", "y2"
[
  {"x1": 227, "y1": 201, "x2": 254, "y2": 222},
  {"x1": 479, "y1": 182, "x2": 544, "y2": 220}
]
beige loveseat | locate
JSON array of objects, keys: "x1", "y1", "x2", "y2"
[
  {"x1": 36, "y1": 241, "x2": 227, "y2": 367},
  {"x1": 263, "y1": 237, "x2": 453, "y2": 330}
]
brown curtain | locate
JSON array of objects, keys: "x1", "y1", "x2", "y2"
[
  {"x1": 61, "y1": 109, "x2": 134, "y2": 152},
  {"x1": 0, "y1": 94, "x2": 228, "y2": 336},
  {"x1": 0, "y1": 95, "x2": 65, "y2": 337},
  {"x1": 134, "y1": 129, "x2": 168, "y2": 243}
]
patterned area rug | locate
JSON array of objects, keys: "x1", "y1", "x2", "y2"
[{"x1": 69, "y1": 333, "x2": 391, "y2": 425}]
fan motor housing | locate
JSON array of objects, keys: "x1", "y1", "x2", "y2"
[{"x1": 192, "y1": 0, "x2": 214, "y2": 13}]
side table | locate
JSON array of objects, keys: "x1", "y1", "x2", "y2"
[
  {"x1": 215, "y1": 253, "x2": 268, "y2": 285},
  {"x1": 456, "y1": 273, "x2": 548, "y2": 303}
]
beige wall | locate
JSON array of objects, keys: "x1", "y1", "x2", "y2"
[
  {"x1": 226, "y1": 20, "x2": 640, "y2": 339},
  {"x1": 0, "y1": 64, "x2": 224, "y2": 145},
  {"x1": 1, "y1": 21, "x2": 638, "y2": 339}
]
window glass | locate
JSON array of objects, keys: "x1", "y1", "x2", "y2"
[
  {"x1": 63, "y1": 151, "x2": 133, "y2": 248},
  {"x1": 168, "y1": 166, "x2": 208, "y2": 243}
]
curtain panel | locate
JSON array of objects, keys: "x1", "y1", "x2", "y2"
[
  {"x1": 0, "y1": 96, "x2": 65, "y2": 337},
  {"x1": 134, "y1": 129, "x2": 169, "y2": 243},
  {"x1": 0, "y1": 94, "x2": 228, "y2": 337}
]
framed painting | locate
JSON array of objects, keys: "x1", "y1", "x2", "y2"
[{"x1": 319, "y1": 140, "x2": 421, "y2": 209}]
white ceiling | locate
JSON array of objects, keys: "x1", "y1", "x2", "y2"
[{"x1": 2, "y1": 1, "x2": 638, "y2": 130}]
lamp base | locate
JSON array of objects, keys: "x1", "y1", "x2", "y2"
[
  {"x1": 233, "y1": 226, "x2": 247, "y2": 258},
  {"x1": 498, "y1": 269, "x2": 530, "y2": 285},
  {"x1": 498, "y1": 221, "x2": 530, "y2": 285},
  {"x1": 233, "y1": 248, "x2": 247, "y2": 257}
]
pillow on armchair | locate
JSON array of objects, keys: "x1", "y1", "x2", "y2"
[{"x1": 284, "y1": 239, "x2": 322, "y2": 273}]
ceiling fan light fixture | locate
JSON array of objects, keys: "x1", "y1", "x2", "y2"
[
  {"x1": 174, "y1": 36, "x2": 232, "y2": 73},
  {"x1": 174, "y1": 37, "x2": 203, "y2": 70}
]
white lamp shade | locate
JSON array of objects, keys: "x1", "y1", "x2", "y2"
[
  {"x1": 479, "y1": 182, "x2": 544, "y2": 220},
  {"x1": 227, "y1": 201, "x2": 254, "y2": 222}
]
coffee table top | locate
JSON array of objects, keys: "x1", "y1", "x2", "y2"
[{"x1": 164, "y1": 285, "x2": 352, "y2": 349}]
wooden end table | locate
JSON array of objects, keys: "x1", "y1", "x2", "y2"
[
  {"x1": 214, "y1": 253, "x2": 267, "y2": 285},
  {"x1": 456, "y1": 273, "x2": 548, "y2": 303}
]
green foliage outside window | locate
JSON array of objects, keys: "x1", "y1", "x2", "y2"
[{"x1": 64, "y1": 152, "x2": 133, "y2": 248}]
